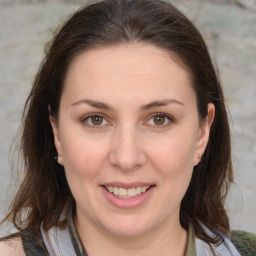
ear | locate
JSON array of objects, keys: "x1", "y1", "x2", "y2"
[
  {"x1": 194, "y1": 103, "x2": 215, "y2": 166},
  {"x1": 48, "y1": 105, "x2": 62, "y2": 156}
]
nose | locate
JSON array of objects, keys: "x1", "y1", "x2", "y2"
[{"x1": 109, "y1": 126, "x2": 146, "y2": 171}]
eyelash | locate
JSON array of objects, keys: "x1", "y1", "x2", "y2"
[
  {"x1": 82, "y1": 113, "x2": 110, "y2": 128},
  {"x1": 146, "y1": 112, "x2": 174, "y2": 128},
  {"x1": 81, "y1": 112, "x2": 174, "y2": 128}
]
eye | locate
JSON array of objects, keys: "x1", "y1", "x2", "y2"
[
  {"x1": 146, "y1": 113, "x2": 173, "y2": 127},
  {"x1": 82, "y1": 114, "x2": 108, "y2": 127}
]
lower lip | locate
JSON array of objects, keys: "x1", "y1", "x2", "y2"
[{"x1": 101, "y1": 186, "x2": 155, "y2": 209}]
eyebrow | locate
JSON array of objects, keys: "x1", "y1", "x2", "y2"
[
  {"x1": 71, "y1": 99, "x2": 112, "y2": 110},
  {"x1": 71, "y1": 98, "x2": 184, "y2": 110},
  {"x1": 141, "y1": 99, "x2": 184, "y2": 110}
]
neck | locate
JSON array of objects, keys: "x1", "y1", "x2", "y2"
[{"x1": 74, "y1": 213, "x2": 187, "y2": 256}]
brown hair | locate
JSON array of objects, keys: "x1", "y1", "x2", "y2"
[{"x1": 1, "y1": 0, "x2": 233, "y2": 245}]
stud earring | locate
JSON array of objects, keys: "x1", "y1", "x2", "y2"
[{"x1": 55, "y1": 153, "x2": 63, "y2": 165}]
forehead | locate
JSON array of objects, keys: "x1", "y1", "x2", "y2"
[
  {"x1": 67, "y1": 43, "x2": 188, "y2": 77},
  {"x1": 62, "y1": 43, "x2": 195, "y2": 106}
]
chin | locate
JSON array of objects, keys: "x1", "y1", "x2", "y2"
[
  {"x1": 106, "y1": 225, "x2": 148, "y2": 238},
  {"x1": 100, "y1": 215, "x2": 155, "y2": 238}
]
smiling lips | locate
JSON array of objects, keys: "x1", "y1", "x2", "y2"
[
  {"x1": 101, "y1": 183, "x2": 155, "y2": 209},
  {"x1": 104, "y1": 185, "x2": 151, "y2": 198}
]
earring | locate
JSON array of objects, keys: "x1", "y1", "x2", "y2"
[
  {"x1": 55, "y1": 153, "x2": 63, "y2": 165},
  {"x1": 198, "y1": 155, "x2": 202, "y2": 161}
]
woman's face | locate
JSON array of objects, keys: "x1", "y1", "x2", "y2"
[{"x1": 51, "y1": 44, "x2": 214, "y2": 238}]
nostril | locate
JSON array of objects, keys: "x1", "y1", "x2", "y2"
[{"x1": 109, "y1": 148, "x2": 146, "y2": 171}]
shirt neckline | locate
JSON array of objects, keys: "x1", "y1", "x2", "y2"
[{"x1": 68, "y1": 217, "x2": 196, "y2": 256}]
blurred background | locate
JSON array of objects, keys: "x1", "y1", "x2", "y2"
[{"x1": 0, "y1": 0, "x2": 255, "y2": 236}]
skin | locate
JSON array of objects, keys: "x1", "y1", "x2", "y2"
[
  {"x1": 0, "y1": 237, "x2": 25, "y2": 256},
  {"x1": 50, "y1": 43, "x2": 215, "y2": 256}
]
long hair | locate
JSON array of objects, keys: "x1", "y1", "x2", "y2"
[{"x1": 1, "y1": 0, "x2": 233, "y2": 244}]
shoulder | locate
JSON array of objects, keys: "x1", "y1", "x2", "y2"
[
  {"x1": 230, "y1": 230, "x2": 256, "y2": 255},
  {"x1": 0, "y1": 236, "x2": 26, "y2": 256}
]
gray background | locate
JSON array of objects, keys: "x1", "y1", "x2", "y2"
[{"x1": 0, "y1": 0, "x2": 255, "y2": 236}]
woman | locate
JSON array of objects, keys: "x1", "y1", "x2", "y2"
[{"x1": 0, "y1": 0, "x2": 255, "y2": 255}]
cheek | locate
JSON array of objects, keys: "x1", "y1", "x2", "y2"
[
  {"x1": 60, "y1": 135, "x2": 110, "y2": 209},
  {"x1": 150, "y1": 135, "x2": 196, "y2": 176},
  {"x1": 151, "y1": 137, "x2": 196, "y2": 209},
  {"x1": 60, "y1": 129, "x2": 109, "y2": 179},
  {"x1": 148, "y1": 131, "x2": 198, "y2": 202}
]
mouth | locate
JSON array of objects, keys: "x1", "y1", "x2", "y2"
[
  {"x1": 101, "y1": 183, "x2": 156, "y2": 209},
  {"x1": 103, "y1": 185, "x2": 152, "y2": 199}
]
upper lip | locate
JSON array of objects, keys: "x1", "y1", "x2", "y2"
[{"x1": 101, "y1": 182, "x2": 154, "y2": 189}]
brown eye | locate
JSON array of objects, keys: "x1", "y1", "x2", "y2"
[
  {"x1": 91, "y1": 115, "x2": 103, "y2": 125},
  {"x1": 146, "y1": 113, "x2": 173, "y2": 128},
  {"x1": 153, "y1": 114, "x2": 166, "y2": 125},
  {"x1": 83, "y1": 114, "x2": 107, "y2": 126}
]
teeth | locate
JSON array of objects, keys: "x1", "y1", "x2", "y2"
[
  {"x1": 141, "y1": 186, "x2": 147, "y2": 193},
  {"x1": 136, "y1": 187, "x2": 142, "y2": 194},
  {"x1": 105, "y1": 186, "x2": 150, "y2": 198},
  {"x1": 119, "y1": 188, "x2": 127, "y2": 197},
  {"x1": 128, "y1": 188, "x2": 136, "y2": 197},
  {"x1": 113, "y1": 187, "x2": 119, "y2": 195}
]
